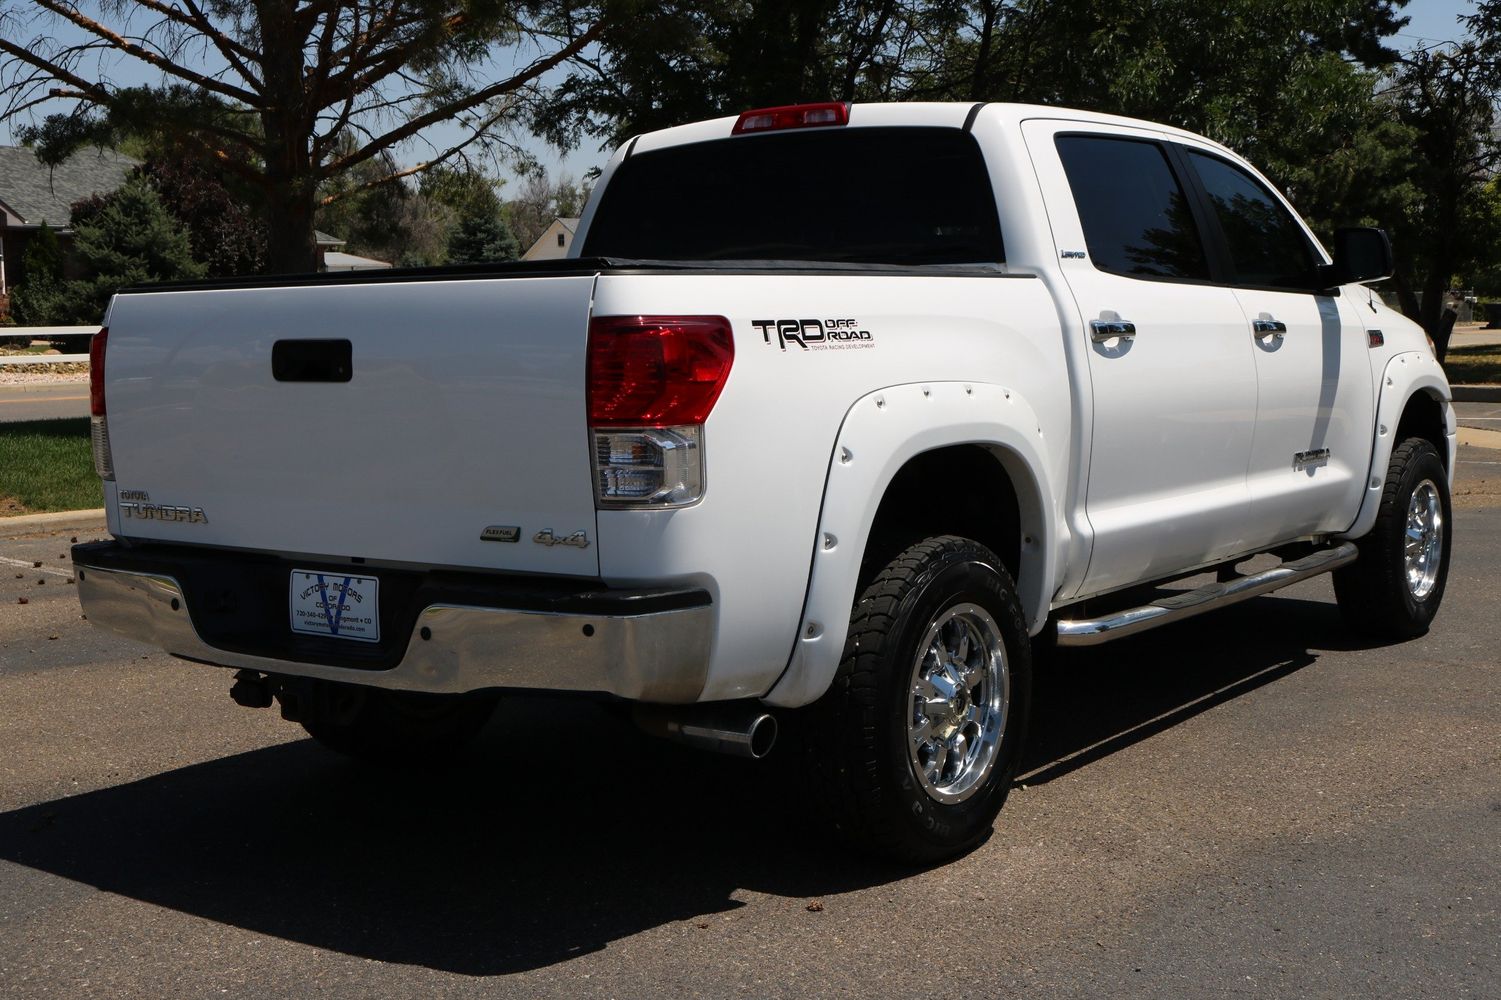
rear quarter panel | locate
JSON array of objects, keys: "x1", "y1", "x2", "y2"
[{"x1": 591, "y1": 272, "x2": 1069, "y2": 702}]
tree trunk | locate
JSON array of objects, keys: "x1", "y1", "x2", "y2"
[
  {"x1": 1391, "y1": 267, "x2": 1422, "y2": 321},
  {"x1": 263, "y1": 182, "x2": 318, "y2": 274},
  {"x1": 1432, "y1": 308, "x2": 1458, "y2": 364},
  {"x1": 255, "y1": 0, "x2": 317, "y2": 274},
  {"x1": 969, "y1": 1, "x2": 998, "y2": 101},
  {"x1": 1419, "y1": 266, "x2": 1448, "y2": 339}
]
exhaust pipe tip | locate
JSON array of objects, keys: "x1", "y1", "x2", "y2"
[
  {"x1": 633, "y1": 703, "x2": 779, "y2": 759},
  {"x1": 744, "y1": 712, "x2": 778, "y2": 760}
]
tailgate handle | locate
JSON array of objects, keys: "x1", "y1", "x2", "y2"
[{"x1": 272, "y1": 339, "x2": 352, "y2": 382}]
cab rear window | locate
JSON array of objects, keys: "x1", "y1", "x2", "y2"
[{"x1": 582, "y1": 127, "x2": 1005, "y2": 265}]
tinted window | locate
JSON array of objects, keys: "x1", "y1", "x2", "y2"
[
  {"x1": 582, "y1": 127, "x2": 1004, "y2": 265},
  {"x1": 1055, "y1": 136, "x2": 1209, "y2": 281},
  {"x1": 1187, "y1": 150, "x2": 1317, "y2": 289}
]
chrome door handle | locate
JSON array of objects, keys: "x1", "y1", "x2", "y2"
[
  {"x1": 1090, "y1": 320, "x2": 1136, "y2": 342},
  {"x1": 1253, "y1": 319, "x2": 1287, "y2": 339}
]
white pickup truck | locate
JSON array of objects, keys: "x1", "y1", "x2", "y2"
[{"x1": 74, "y1": 101, "x2": 1454, "y2": 862}]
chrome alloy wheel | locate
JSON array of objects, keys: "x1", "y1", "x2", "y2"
[
  {"x1": 1404, "y1": 479, "x2": 1444, "y2": 600},
  {"x1": 907, "y1": 603, "x2": 1009, "y2": 804}
]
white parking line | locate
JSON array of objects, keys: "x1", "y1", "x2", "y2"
[{"x1": 0, "y1": 554, "x2": 72, "y2": 579}]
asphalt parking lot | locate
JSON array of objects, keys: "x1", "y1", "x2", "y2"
[{"x1": 1, "y1": 459, "x2": 1498, "y2": 998}]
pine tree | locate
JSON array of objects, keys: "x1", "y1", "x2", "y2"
[
  {"x1": 9, "y1": 224, "x2": 68, "y2": 326},
  {"x1": 445, "y1": 211, "x2": 519, "y2": 265},
  {"x1": 17, "y1": 175, "x2": 206, "y2": 327}
]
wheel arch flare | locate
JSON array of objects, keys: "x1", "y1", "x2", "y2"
[{"x1": 764, "y1": 381, "x2": 1058, "y2": 708}]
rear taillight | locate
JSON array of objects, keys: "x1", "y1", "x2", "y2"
[
  {"x1": 587, "y1": 316, "x2": 733, "y2": 426},
  {"x1": 88, "y1": 327, "x2": 114, "y2": 481},
  {"x1": 88, "y1": 327, "x2": 107, "y2": 416},
  {"x1": 732, "y1": 102, "x2": 850, "y2": 134},
  {"x1": 587, "y1": 316, "x2": 732, "y2": 507}
]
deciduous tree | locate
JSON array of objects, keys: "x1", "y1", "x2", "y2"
[{"x1": 0, "y1": 1, "x2": 609, "y2": 272}]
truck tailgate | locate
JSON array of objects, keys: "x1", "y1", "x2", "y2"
[{"x1": 102, "y1": 274, "x2": 601, "y2": 577}]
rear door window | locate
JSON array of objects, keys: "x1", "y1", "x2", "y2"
[
  {"x1": 1185, "y1": 150, "x2": 1319, "y2": 290},
  {"x1": 1054, "y1": 135, "x2": 1210, "y2": 282},
  {"x1": 581, "y1": 127, "x2": 1004, "y2": 265}
]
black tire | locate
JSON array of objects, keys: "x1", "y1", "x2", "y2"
[
  {"x1": 1333, "y1": 437, "x2": 1451, "y2": 640},
  {"x1": 803, "y1": 535, "x2": 1031, "y2": 864},
  {"x1": 280, "y1": 679, "x2": 497, "y2": 764}
]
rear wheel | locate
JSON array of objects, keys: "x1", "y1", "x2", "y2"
[
  {"x1": 279, "y1": 679, "x2": 497, "y2": 764},
  {"x1": 803, "y1": 535, "x2": 1031, "y2": 864},
  {"x1": 1334, "y1": 437, "x2": 1451, "y2": 639}
]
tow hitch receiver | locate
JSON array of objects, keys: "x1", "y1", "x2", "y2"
[{"x1": 229, "y1": 670, "x2": 273, "y2": 708}]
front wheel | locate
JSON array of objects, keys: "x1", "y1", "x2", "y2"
[
  {"x1": 803, "y1": 535, "x2": 1031, "y2": 864},
  {"x1": 1334, "y1": 437, "x2": 1452, "y2": 639}
]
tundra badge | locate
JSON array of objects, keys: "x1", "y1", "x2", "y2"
[{"x1": 118, "y1": 490, "x2": 208, "y2": 523}]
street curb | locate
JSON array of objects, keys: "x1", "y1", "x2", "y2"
[
  {"x1": 1453, "y1": 385, "x2": 1501, "y2": 402},
  {"x1": 1458, "y1": 427, "x2": 1501, "y2": 451},
  {"x1": 0, "y1": 508, "x2": 106, "y2": 537}
]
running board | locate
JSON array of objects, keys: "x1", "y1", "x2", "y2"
[{"x1": 1055, "y1": 542, "x2": 1358, "y2": 647}]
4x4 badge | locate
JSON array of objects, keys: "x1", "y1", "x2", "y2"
[{"x1": 533, "y1": 529, "x2": 590, "y2": 549}]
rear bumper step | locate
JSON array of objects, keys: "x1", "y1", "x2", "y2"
[{"x1": 1055, "y1": 542, "x2": 1358, "y2": 647}]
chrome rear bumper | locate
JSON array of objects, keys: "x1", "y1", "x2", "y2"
[{"x1": 75, "y1": 561, "x2": 713, "y2": 703}]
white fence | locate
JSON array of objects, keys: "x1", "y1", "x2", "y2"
[
  {"x1": 0, "y1": 353, "x2": 90, "y2": 365},
  {"x1": 1, "y1": 326, "x2": 96, "y2": 366}
]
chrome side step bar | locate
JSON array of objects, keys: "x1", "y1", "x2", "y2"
[{"x1": 1055, "y1": 542, "x2": 1358, "y2": 647}]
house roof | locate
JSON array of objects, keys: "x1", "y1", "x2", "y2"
[
  {"x1": 0, "y1": 145, "x2": 138, "y2": 227},
  {"x1": 520, "y1": 216, "x2": 582, "y2": 260},
  {"x1": 322, "y1": 250, "x2": 391, "y2": 270},
  {"x1": 314, "y1": 230, "x2": 347, "y2": 247}
]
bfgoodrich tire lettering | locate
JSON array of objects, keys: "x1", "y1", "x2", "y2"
[
  {"x1": 804, "y1": 535, "x2": 1031, "y2": 864},
  {"x1": 1334, "y1": 437, "x2": 1452, "y2": 639}
]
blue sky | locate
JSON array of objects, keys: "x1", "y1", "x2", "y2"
[
  {"x1": 1398, "y1": 0, "x2": 1480, "y2": 44},
  {"x1": 0, "y1": 1, "x2": 1485, "y2": 188}
]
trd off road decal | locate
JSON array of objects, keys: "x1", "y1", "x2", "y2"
[{"x1": 754, "y1": 318, "x2": 874, "y2": 352}]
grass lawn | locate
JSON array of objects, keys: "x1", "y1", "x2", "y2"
[
  {"x1": 1442, "y1": 343, "x2": 1501, "y2": 384},
  {"x1": 0, "y1": 418, "x2": 103, "y2": 515}
]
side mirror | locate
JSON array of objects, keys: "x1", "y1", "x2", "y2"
[{"x1": 1321, "y1": 227, "x2": 1393, "y2": 286}]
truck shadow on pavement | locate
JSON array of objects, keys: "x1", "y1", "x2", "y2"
[
  {"x1": 1019, "y1": 595, "x2": 1362, "y2": 785},
  {"x1": 0, "y1": 594, "x2": 1359, "y2": 976}
]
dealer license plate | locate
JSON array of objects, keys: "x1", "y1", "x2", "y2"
[{"x1": 289, "y1": 570, "x2": 380, "y2": 642}]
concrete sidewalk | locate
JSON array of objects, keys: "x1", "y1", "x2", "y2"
[{"x1": 0, "y1": 509, "x2": 106, "y2": 538}]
